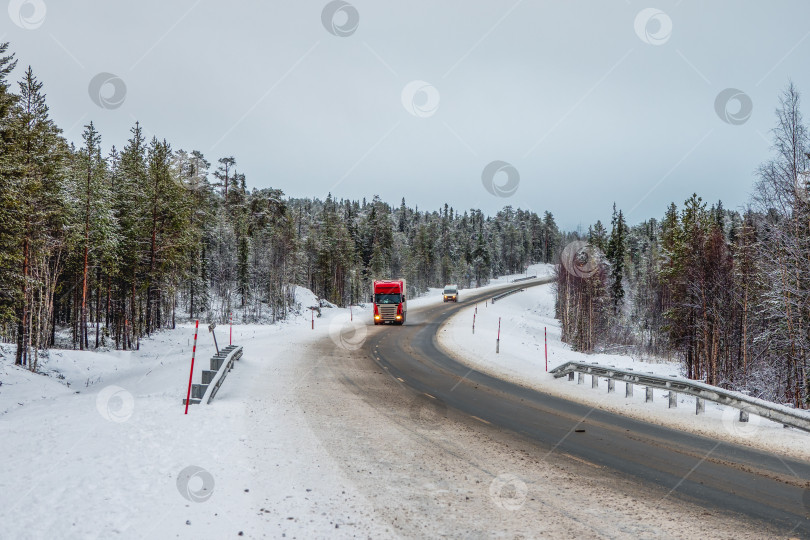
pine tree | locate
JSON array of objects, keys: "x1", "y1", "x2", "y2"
[
  {"x1": 0, "y1": 42, "x2": 20, "y2": 327},
  {"x1": 542, "y1": 211, "x2": 559, "y2": 263},
  {"x1": 11, "y1": 66, "x2": 68, "y2": 365},
  {"x1": 606, "y1": 205, "x2": 627, "y2": 311},
  {"x1": 74, "y1": 123, "x2": 117, "y2": 350},
  {"x1": 144, "y1": 137, "x2": 190, "y2": 333},
  {"x1": 214, "y1": 156, "x2": 235, "y2": 203},
  {"x1": 588, "y1": 220, "x2": 608, "y2": 252},
  {"x1": 114, "y1": 123, "x2": 148, "y2": 348}
]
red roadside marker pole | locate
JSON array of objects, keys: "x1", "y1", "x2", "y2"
[
  {"x1": 184, "y1": 320, "x2": 199, "y2": 415},
  {"x1": 545, "y1": 327, "x2": 548, "y2": 372},
  {"x1": 350, "y1": 304, "x2": 353, "y2": 321},
  {"x1": 472, "y1": 312, "x2": 476, "y2": 334},
  {"x1": 229, "y1": 312, "x2": 233, "y2": 346},
  {"x1": 311, "y1": 309, "x2": 314, "y2": 330}
]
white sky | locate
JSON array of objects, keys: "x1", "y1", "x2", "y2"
[{"x1": 4, "y1": 0, "x2": 810, "y2": 229}]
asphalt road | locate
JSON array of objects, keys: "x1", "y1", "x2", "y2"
[{"x1": 363, "y1": 278, "x2": 810, "y2": 537}]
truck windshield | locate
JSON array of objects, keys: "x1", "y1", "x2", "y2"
[{"x1": 375, "y1": 293, "x2": 401, "y2": 304}]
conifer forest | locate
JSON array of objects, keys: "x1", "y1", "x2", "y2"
[{"x1": 1, "y1": 40, "x2": 808, "y2": 409}]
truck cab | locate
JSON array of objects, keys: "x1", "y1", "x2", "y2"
[{"x1": 372, "y1": 280, "x2": 407, "y2": 325}]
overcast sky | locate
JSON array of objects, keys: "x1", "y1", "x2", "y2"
[{"x1": 4, "y1": 0, "x2": 810, "y2": 230}]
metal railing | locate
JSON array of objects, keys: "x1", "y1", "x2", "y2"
[
  {"x1": 184, "y1": 345, "x2": 243, "y2": 405},
  {"x1": 492, "y1": 287, "x2": 526, "y2": 303},
  {"x1": 202, "y1": 345, "x2": 243, "y2": 404},
  {"x1": 512, "y1": 275, "x2": 537, "y2": 283},
  {"x1": 550, "y1": 361, "x2": 810, "y2": 433}
]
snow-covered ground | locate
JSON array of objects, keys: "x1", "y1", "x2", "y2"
[
  {"x1": 0, "y1": 269, "x2": 550, "y2": 539},
  {"x1": 0, "y1": 270, "x2": 788, "y2": 539},
  {"x1": 0, "y1": 289, "x2": 398, "y2": 539},
  {"x1": 438, "y1": 277, "x2": 810, "y2": 462}
]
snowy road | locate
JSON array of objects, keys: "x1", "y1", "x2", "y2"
[{"x1": 351, "y1": 278, "x2": 810, "y2": 538}]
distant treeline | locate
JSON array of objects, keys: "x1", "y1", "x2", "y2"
[
  {"x1": 0, "y1": 41, "x2": 562, "y2": 370},
  {"x1": 557, "y1": 83, "x2": 810, "y2": 409}
]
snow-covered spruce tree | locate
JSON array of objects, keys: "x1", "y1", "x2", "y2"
[
  {"x1": 71, "y1": 123, "x2": 117, "y2": 350},
  {"x1": 173, "y1": 149, "x2": 214, "y2": 321},
  {"x1": 11, "y1": 66, "x2": 69, "y2": 367},
  {"x1": 606, "y1": 204, "x2": 628, "y2": 313},
  {"x1": 0, "y1": 42, "x2": 21, "y2": 338}
]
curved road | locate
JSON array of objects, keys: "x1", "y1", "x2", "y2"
[{"x1": 362, "y1": 279, "x2": 810, "y2": 537}]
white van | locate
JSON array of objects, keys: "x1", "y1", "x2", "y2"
[{"x1": 442, "y1": 285, "x2": 458, "y2": 302}]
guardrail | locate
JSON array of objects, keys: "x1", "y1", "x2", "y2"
[
  {"x1": 183, "y1": 345, "x2": 243, "y2": 406},
  {"x1": 512, "y1": 275, "x2": 537, "y2": 283},
  {"x1": 492, "y1": 287, "x2": 526, "y2": 303},
  {"x1": 550, "y1": 361, "x2": 810, "y2": 433}
]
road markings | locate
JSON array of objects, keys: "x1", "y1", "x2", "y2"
[
  {"x1": 424, "y1": 393, "x2": 436, "y2": 400},
  {"x1": 563, "y1": 453, "x2": 601, "y2": 469},
  {"x1": 470, "y1": 415, "x2": 490, "y2": 425},
  {"x1": 397, "y1": 377, "x2": 405, "y2": 383}
]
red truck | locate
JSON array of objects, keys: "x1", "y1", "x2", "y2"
[{"x1": 372, "y1": 279, "x2": 407, "y2": 325}]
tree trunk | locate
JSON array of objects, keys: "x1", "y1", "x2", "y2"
[
  {"x1": 15, "y1": 235, "x2": 29, "y2": 366},
  {"x1": 81, "y1": 162, "x2": 91, "y2": 351},
  {"x1": 95, "y1": 268, "x2": 102, "y2": 348}
]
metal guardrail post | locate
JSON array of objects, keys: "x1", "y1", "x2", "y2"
[
  {"x1": 607, "y1": 379, "x2": 615, "y2": 393},
  {"x1": 626, "y1": 382, "x2": 633, "y2": 398},
  {"x1": 550, "y1": 360, "x2": 810, "y2": 432},
  {"x1": 592, "y1": 374, "x2": 598, "y2": 388},
  {"x1": 184, "y1": 345, "x2": 243, "y2": 406},
  {"x1": 491, "y1": 287, "x2": 526, "y2": 303}
]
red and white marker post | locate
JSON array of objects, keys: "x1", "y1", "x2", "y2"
[
  {"x1": 311, "y1": 308, "x2": 314, "y2": 330},
  {"x1": 350, "y1": 304, "x2": 353, "y2": 321},
  {"x1": 472, "y1": 312, "x2": 476, "y2": 334},
  {"x1": 496, "y1": 317, "x2": 501, "y2": 353},
  {"x1": 184, "y1": 319, "x2": 199, "y2": 415},
  {"x1": 229, "y1": 312, "x2": 233, "y2": 346},
  {"x1": 544, "y1": 327, "x2": 548, "y2": 372}
]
